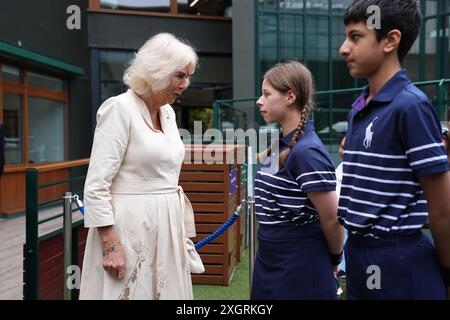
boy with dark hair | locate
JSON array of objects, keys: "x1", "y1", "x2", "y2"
[{"x1": 338, "y1": 0, "x2": 450, "y2": 299}]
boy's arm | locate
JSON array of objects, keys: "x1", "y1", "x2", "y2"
[{"x1": 419, "y1": 171, "x2": 450, "y2": 298}]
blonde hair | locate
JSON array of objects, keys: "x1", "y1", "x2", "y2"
[
  {"x1": 259, "y1": 60, "x2": 314, "y2": 168},
  {"x1": 123, "y1": 33, "x2": 198, "y2": 95}
]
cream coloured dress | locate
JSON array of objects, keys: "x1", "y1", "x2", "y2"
[{"x1": 79, "y1": 89, "x2": 196, "y2": 300}]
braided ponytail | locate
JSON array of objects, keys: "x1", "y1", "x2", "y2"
[{"x1": 278, "y1": 105, "x2": 310, "y2": 168}]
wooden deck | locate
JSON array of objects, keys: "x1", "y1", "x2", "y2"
[{"x1": 0, "y1": 205, "x2": 83, "y2": 300}]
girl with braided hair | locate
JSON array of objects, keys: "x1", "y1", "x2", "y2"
[{"x1": 251, "y1": 61, "x2": 344, "y2": 300}]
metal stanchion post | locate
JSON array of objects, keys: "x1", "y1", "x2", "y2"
[
  {"x1": 248, "y1": 195, "x2": 256, "y2": 290},
  {"x1": 63, "y1": 192, "x2": 73, "y2": 300},
  {"x1": 247, "y1": 146, "x2": 256, "y2": 291}
]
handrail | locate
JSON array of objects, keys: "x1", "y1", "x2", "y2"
[
  {"x1": 28, "y1": 158, "x2": 89, "y2": 173},
  {"x1": 38, "y1": 175, "x2": 87, "y2": 190},
  {"x1": 316, "y1": 86, "x2": 364, "y2": 95},
  {"x1": 4, "y1": 165, "x2": 28, "y2": 173},
  {"x1": 212, "y1": 78, "x2": 450, "y2": 108}
]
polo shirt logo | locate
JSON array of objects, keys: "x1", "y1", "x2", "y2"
[{"x1": 363, "y1": 116, "x2": 378, "y2": 149}]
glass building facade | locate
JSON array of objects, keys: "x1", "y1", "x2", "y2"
[
  {"x1": 256, "y1": 0, "x2": 450, "y2": 89},
  {"x1": 255, "y1": 0, "x2": 450, "y2": 162},
  {"x1": 257, "y1": 0, "x2": 356, "y2": 91}
]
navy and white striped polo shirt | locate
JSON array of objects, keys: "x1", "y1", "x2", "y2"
[
  {"x1": 255, "y1": 122, "x2": 336, "y2": 236},
  {"x1": 338, "y1": 69, "x2": 449, "y2": 239}
]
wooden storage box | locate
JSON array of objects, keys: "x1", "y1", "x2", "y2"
[{"x1": 180, "y1": 144, "x2": 245, "y2": 285}]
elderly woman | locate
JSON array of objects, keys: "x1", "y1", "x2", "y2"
[{"x1": 79, "y1": 33, "x2": 199, "y2": 300}]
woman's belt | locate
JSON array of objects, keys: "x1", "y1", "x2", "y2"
[{"x1": 110, "y1": 181, "x2": 196, "y2": 238}]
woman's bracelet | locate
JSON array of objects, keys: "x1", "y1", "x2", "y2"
[{"x1": 102, "y1": 241, "x2": 121, "y2": 257}]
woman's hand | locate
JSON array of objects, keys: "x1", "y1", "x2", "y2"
[
  {"x1": 97, "y1": 226, "x2": 126, "y2": 280},
  {"x1": 102, "y1": 241, "x2": 126, "y2": 280}
]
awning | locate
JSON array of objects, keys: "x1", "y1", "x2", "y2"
[{"x1": 0, "y1": 41, "x2": 84, "y2": 77}]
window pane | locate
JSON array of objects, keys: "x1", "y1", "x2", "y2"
[
  {"x1": 332, "y1": 0, "x2": 353, "y2": 10},
  {"x1": 425, "y1": 0, "x2": 438, "y2": 17},
  {"x1": 305, "y1": 16, "x2": 329, "y2": 90},
  {"x1": 100, "y1": 51, "x2": 134, "y2": 81},
  {"x1": 100, "y1": 0, "x2": 170, "y2": 12},
  {"x1": 258, "y1": 0, "x2": 277, "y2": 10},
  {"x1": 403, "y1": 37, "x2": 420, "y2": 81},
  {"x1": 27, "y1": 71, "x2": 64, "y2": 91},
  {"x1": 332, "y1": 15, "x2": 354, "y2": 89},
  {"x1": 178, "y1": 0, "x2": 231, "y2": 16},
  {"x1": 259, "y1": 13, "x2": 278, "y2": 77},
  {"x1": 2, "y1": 65, "x2": 20, "y2": 83},
  {"x1": 3, "y1": 93, "x2": 23, "y2": 164},
  {"x1": 280, "y1": 0, "x2": 303, "y2": 10},
  {"x1": 100, "y1": 50, "x2": 134, "y2": 103},
  {"x1": 280, "y1": 14, "x2": 303, "y2": 60},
  {"x1": 425, "y1": 18, "x2": 437, "y2": 80},
  {"x1": 446, "y1": 0, "x2": 450, "y2": 13},
  {"x1": 28, "y1": 97, "x2": 64, "y2": 163},
  {"x1": 306, "y1": 0, "x2": 329, "y2": 11},
  {"x1": 189, "y1": 56, "x2": 232, "y2": 83}
]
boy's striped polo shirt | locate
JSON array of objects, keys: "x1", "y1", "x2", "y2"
[{"x1": 338, "y1": 69, "x2": 449, "y2": 239}]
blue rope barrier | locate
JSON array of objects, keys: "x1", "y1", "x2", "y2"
[{"x1": 194, "y1": 206, "x2": 241, "y2": 250}]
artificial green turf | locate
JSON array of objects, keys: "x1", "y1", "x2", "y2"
[
  {"x1": 193, "y1": 250, "x2": 348, "y2": 300},
  {"x1": 193, "y1": 250, "x2": 250, "y2": 300}
]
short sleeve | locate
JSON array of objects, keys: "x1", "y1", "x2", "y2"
[
  {"x1": 83, "y1": 98, "x2": 131, "y2": 228},
  {"x1": 399, "y1": 99, "x2": 449, "y2": 177},
  {"x1": 292, "y1": 146, "x2": 337, "y2": 193}
]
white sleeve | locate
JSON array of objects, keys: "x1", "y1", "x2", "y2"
[{"x1": 83, "y1": 98, "x2": 130, "y2": 228}]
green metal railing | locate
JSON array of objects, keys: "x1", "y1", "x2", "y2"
[
  {"x1": 212, "y1": 79, "x2": 450, "y2": 164},
  {"x1": 255, "y1": 1, "x2": 450, "y2": 104},
  {"x1": 314, "y1": 79, "x2": 450, "y2": 163},
  {"x1": 24, "y1": 160, "x2": 89, "y2": 300},
  {"x1": 315, "y1": 78, "x2": 450, "y2": 133}
]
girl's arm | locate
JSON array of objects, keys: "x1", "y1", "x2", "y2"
[{"x1": 308, "y1": 190, "x2": 344, "y2": 259}]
